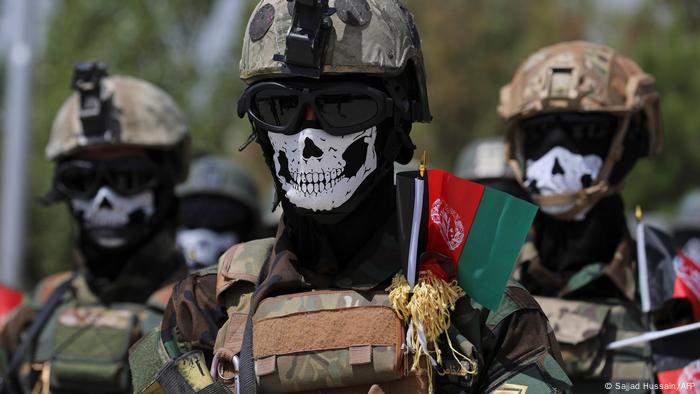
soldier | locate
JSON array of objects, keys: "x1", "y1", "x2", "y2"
[
  {"x1": 498, "y1": 41, "x2": 664, "y2": 392},
  {"x1": 453, "y1": 137, "x2": 529, "y2": 200},
  {"x1": 0, "y1": 62, "x2": 190, "y2": 393},
  {"x1": 176, "y1": 155, "x2": 260, "y2": 270},
  {"x1": 129, "y1": 1, "x2": 571, "y2": 393}
]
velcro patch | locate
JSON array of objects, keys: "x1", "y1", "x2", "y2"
[
  {"x1": 253, "y1": 306, "x2": 401, "y2": 359},
  {"x1": 58, "y1": 307, "x2": 132, "y2": 329}
]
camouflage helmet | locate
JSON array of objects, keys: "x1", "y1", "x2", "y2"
[
  {"x1": 239, "y1": 0, "x2": 431, "y2": 122},
  {"x1": 176, "y1": 156, "x2": 260, "y2": 214},
  {"x1": 46, "y1": 62, "x2": 190, "y2": 182},
  {"x1": 454, "y1": 137, "x2": 514, "y2": 181},
  {"x1": 498, "y1": 41, "x2": 663, "y2": 220}
]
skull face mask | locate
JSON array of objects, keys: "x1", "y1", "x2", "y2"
[
  {"x1": 176, "y1": 227, "x2": 239, "y2": 270},
  {"x1": 268, "y1": 126, "x2": 378, "y2": 212},
  {"x1": 524, "y1": 146, "x2": 603, "y2": 219},
  {"x1": 518, "y1": 113, "x2": 620, "y2": 220},
  {"x1": 70, "y1": 186, "x2": 155, "y2": 248}
]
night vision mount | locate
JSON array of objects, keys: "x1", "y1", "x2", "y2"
[
  {"x1": 71, "y1": 61, "x2": 118, "y2": 141},
  {"x1": 273, "y1": 0, "x2": 335, "y2": 78}
]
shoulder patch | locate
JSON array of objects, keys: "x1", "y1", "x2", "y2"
[
  {"x1": 249, "y1": 3, "x2": 275, "y2": 42},
  {"x1": 216, "y1": 238, "x2": 274, "y2": 301}
]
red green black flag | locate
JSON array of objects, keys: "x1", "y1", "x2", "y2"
[{"x1": 396, "y1": 168, "x2": 537, "y2": 310}]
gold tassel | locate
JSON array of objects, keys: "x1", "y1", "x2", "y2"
[{"x1": 388, "y1": 271, "x2": 478, "y2": 393}]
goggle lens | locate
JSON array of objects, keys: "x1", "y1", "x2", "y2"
[
  {"x1": 252, "y1": 90, "x2": 299, "y2": 127},
  {"x1": 242, "y1": 82, "x2": 392, "y2": 135},
  {"x1": 57, "y1": 165, "x2": 99, "y2": 197},
  {"x1": 315, "y1": 93, "x2": 379, "y2": 128},
  {"x1": 55, "y1": 159, "x2": 159, "y2": 198}
]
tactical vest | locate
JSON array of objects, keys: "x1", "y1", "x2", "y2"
[
  {"x1": 519, "y1": 237, "x2": 655, "y2": 392},
  {"x1": 27, "y1": 273, "x2": 172, "y2": 393},
  {"x1": 212, "y1": 238, "x2": 429, "y2": 393}
]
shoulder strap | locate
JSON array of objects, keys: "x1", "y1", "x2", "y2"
[
  {"x1": 33, "y1": 271, "x2": 73, "y2": 305},
  {"x1": 0, "y1": 272, "x2": 76, "y2": 393}
]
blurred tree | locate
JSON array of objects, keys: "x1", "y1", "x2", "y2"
[
  {"x1": 612, "y1": 0, "x2": 700, "y2": 213},
  {"x1": 405, "y1": 0, "x2": 592, "y2": 169}
]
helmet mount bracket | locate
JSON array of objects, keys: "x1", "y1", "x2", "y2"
[
  {"x1": 272, "y1": 0, "x2": 336, "y2": 78},
  {"x1": 71, "y1": 61, "x2": 119, "y2": 142}
]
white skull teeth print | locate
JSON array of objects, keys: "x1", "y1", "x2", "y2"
[
  {"x1": 70, "y1": 186, "x2": 155, "y2": 247},
  {"x1": 524, "y1": 146, "x2": 603, "y2": 219},
  {"x1": 268, "y1": 126, "x2": 378, "y2": 212}
]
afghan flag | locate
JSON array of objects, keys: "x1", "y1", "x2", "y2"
[
  {"x1": 0, "y1": 285, "x2": 22, "y2": 329},
  {"x1": 396, "y1": 168, "x2": 537, "y2": 310},
  {"x1": 651, "y1": 324, "x2": 700, "y2": 394},
  {"x1": 674, "y1": 242, "x2": 700, "y2": 320}
]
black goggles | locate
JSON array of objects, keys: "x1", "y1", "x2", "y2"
[
  {"x1": 237, "y1": 82, "x2": 395, "y2": 136},
  {"x1": 54, "y1": 157, "x2": 160, "y2": 199},
  {"x1": 519, "y1": 113, "x2": 618, "y2": 143}
]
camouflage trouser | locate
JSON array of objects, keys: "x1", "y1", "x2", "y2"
[{"x1": 535, "y1": 297, "x2": 654, "y2": 394}]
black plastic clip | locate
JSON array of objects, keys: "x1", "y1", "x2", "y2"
[
  {"x1": 71, "y1": 61, "x2": 113, "y2": 138},
  {"x1": 273, "y1": 0, "x2": 335, "y2": 78}
]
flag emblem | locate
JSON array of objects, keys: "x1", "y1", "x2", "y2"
[{"x1": 430, "y1": 198, "x2": 465, "y2": 251}]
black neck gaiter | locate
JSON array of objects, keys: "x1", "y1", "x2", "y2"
[
  {"x1": 283, "y1": 170, "x2": 397, "y2": 279},
  {"x1": 79, "y1": 226, "x2": 186, "y2": 303},
  {"x1": 535, "y1": 194, "x2": 627, "y2": 278}
]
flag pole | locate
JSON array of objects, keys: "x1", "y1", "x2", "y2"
[
  {"x1": 407, "y1": 151, "x2": 427, "y2": 288},
  {"x1": 636, "y1": 205, "x2": 651, "y2": 313},
  {"x1": 607, "y1": 321, "x2": 700, "y2": 350}
]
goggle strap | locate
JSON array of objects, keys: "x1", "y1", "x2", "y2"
[
  {"x1": 239, "y1": 126, "x2": 257, "y2": 152},
  {"x1": 38, "y1": 188, "x2": 64, "y2": 206},
  {"x1": 381, "y1": 116, "x2": 408, "y2": 171},
  {"x1": 383, "y1": 79, "x2": 414, "y2": 122}
]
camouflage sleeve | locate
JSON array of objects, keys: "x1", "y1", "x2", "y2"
[
  {"x1": 129, "y1": 267, "x2": 227, "y2": 393},
  {"x1": 160, "y1": 266, "x2": 227, "y2": 358},
  {"x1": 479, "y1": 285, "x2": 572, "y2": 393}
]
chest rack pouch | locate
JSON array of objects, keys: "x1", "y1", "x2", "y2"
[
  {"x1": 49, "y1": 305, "x2": 138, "y2": 392},
  {"x1": 250, "y1": 290, "x2": 429, "y2": 393}
]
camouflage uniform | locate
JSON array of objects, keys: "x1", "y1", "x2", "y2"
[
  {"x1": 131, "y1": 219, "x2": 571, "y2": 393},
  {"x1": 0, "y1": 64, "x2": 190, "y2": 393},
  {"x1": 499, "y1": 42, "x2": 664, "y2": 393},
  {"x1": 129, "y1": 1, "x2": 571, "y2": 392}
]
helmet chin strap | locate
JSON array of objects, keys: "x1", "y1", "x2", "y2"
[{"x1": 510, "y1": 113, "x2": 632, "y2": 221}]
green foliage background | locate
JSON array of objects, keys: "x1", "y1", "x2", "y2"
[{"x1": 13, "y1": 0, "x2": 700, "y2": 287}]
